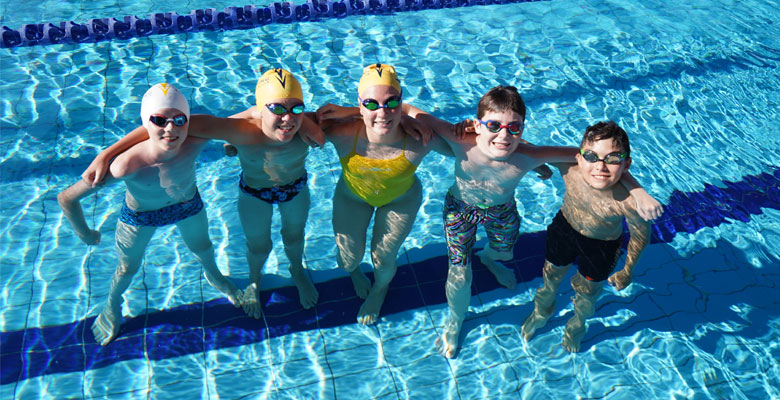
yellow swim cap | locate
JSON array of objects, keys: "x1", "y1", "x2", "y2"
[
  {"x1": 255, "y1": 68, "x2": 304, "y2": 109},
  {"x1": 357, "y1": 63, "x2": 402, "y2": 97}
]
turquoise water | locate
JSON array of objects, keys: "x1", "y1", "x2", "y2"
[{"x1": 1, "y1": 0, "x2": 779, "y2": 398}]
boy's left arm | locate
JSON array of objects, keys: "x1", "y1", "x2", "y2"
[
  {"x1": 619, "y1": 171, "x2": 663, "y2": 221},
  {"x1": 608, "y1": 209, "x2": 651, "y2": 291}
]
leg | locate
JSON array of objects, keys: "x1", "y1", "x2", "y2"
[
  {"x1": 521, "y1": 261, "x2": 571, "y2": 341},
  {"x1": 561, "y1": 272, "x2": 603, "y2": 352},
  {"x1": 92, "y1": 221, "x2": 155, "y2": 346},
  {"x1": 237, "y1": 191, "x2": 274, "y2": 318},
  {"x1": 477, "y1": 203, "x2": 520, "y2": 289},
  {"x1": 436, "y1": 192, "x2": 478, "y2": 358},
  {"x1": 435, "y1": 264, "x2": 472, "y2": 358},
  {"x1": 177, "y1": 209, "x2": 243, "y2": 307},
  {"x1": 332, "y1": 178, "x2": 375, "y2": 299},
  {"x1": 358, "y1": 179, "x2": 422, "y2": 325},
  {"x1": 278, "y1": 186, "x2": 319, "y2": 309}
]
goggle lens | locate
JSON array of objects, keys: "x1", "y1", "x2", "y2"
[
  {"x1": 478, "y1": 119, "x2": 523, "y2": 135},
  {"x1": 580, "y1": 149, "x2": 626, "y2": 165},
  {"x1": 360, "y1": 96, "x2": 402, "y2": 111},
  {"x1": 149, "y1": 114, "x2": 188, "y2": 127},
  {"x1": 267, "y1": 103, "x2": 305, "y2": 115}
]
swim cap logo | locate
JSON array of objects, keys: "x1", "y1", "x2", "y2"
[
  {"x1": 374, "y1": 63, "x2": 383, "y2": 77},
  {"x1": 159, "y1": 83, "x2": 170, "y2": 96},
  {"x1": 273, "y1": 69, "x2": 288, "y2": 89}
]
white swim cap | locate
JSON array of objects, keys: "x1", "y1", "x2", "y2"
[{"x1": 140, "y1": 83, "x2": 190, "y2": 126}]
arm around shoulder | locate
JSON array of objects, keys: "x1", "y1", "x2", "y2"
[
  {"x1": 619, "y1": 170, "x2": 663, "y2": 221},
  {"x1": 82, "y1": 125, "x2": 150, "y2": 187}
]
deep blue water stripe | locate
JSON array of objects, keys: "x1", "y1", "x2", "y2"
[{"x1": 1, "y1": 167, "x2": 778, "y2": 385}]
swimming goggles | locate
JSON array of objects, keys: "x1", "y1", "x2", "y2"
[
  {"x1": 579, "y1": 149, "x2": 627, "y2": 165},
  {"x1": 149, "y1": 114, "x2": 188, "y2": 127},
  {"x1": 477, "y1": 119, "x2": 524, "y2": 135},
  {"x1": 359, "y1": 95, "x2": 402, "y2": 111},
  {"x1": 266, "y1": 103, "x2": 305, "y2": 115}
]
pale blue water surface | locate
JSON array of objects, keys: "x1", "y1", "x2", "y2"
[{"x1": 1, "y1": 0, "x2": 779, "y2": 399}]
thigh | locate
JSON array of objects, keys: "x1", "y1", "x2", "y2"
[
  {"x1": 237, "y1": 190, "x2": 274, "y2": 242},
  {"x1": 278, "y1": 185, "x2": 310, "y2": 233},
  {"x1": 576, "y1": 237, "x2": 622, "y2": 282},
  {"x1": 114, "y1": 220, "x2": 156, "y2": 265},
  {"x1": 332, "y1": 178, "x2": 375, "y2": 262},
  {"x1": 175, "y1": 208, "x2": 214, "y2": 251},
  {"x1": 371, "y1": 178, "x2": 423, "y2": 260},
  {"x1": 545, "y1": 212, "x2": 577, "y2": 268},
  {"x1": 484, "y1": 205, "x2": 520, "y2": 255},
  {"x1": 443, "y1": 195, "x2": 478, "y2": 267}
]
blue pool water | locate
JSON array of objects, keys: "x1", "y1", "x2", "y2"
[{"x1": 1, "y1": 0, "x2": 779, "y2": 398}]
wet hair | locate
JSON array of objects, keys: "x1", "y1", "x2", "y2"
[
  {"x1": 580, "y1": 121, "x2": 631, "y2": 157},
  {"x1": 477, "y1": 86, "x2": 526, "y2": 120}
]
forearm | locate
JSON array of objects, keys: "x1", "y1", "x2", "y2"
[
  {"x1": 99, "y1": 126, "x2": 149, "y2": 161},
  {"x1": 57, "y1": 182, "x2": 97, "y2": 238}
]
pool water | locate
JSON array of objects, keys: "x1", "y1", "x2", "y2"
[{"x1": 1, "y1": 0, "x2": 779, "y2": 398}]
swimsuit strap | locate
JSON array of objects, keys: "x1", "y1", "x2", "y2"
[
  {"x1": 401, "y1": 134, "x2": 407, "y2": 157},
  {"x1": 351, "y1": 125, "x2": 362, "y2": 153}
]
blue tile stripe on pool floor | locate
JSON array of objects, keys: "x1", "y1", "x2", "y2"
[{"x1": 0, "y1": 167, "x2": 778, "y2": 385}]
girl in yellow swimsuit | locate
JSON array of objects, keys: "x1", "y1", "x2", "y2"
[{"x1": 317, "y1": 63, "x2": 451, "y2": 325}]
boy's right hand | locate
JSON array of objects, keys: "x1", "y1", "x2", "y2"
[
  {"x1": 81, "y1": 155, "x2": 110, "y2": 187},
  {"x1": 77, "y1": 229, "x2": 101, "y2": 246},
  {"x1": 223, "y1": 143, "x2": 238, "y2": 157},
  {"x1": 453, "y1": 119, "x2": 475, "y2": 139}
]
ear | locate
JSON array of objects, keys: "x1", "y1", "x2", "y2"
[
  {"x1": 624, "y1": 156, "x2": 632, "y2": 170},
  {"x1": 472, "y1": 118, "x2": 481, "y2": 134}
]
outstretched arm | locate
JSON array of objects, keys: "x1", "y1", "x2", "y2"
[
  {"x1": 57, "y1": 178, "x2": 112, "y2": 245},
  {"x1": 608, "y1": 210, "x2": 651, "y2": 290},
  {"x1": 619, "y1": 171, "x2": 663, "y2": 221},
  {"x1": 81, "y1": 127, "x2": 148, "y2": 187}
]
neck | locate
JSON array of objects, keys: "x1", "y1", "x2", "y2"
[{"x1": 364, "y1": 125, "x2": 403, "y2": 144}]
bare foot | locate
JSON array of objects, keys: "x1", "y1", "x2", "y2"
[
  {"x1": 241, "y1": 283, "x2": 262, "y2": 319},
  {"x1": 92, "y1": 303, "x2": 122, "y2": 346},
  {"x1": 434, "y1": 319, "x2": 462, "y2": 358},
  {"x1": 562, "y1": 325, "x2": 585, "y2": 353},
  {"x1": 520, "y1": 310, "x2": 549, "y2": 341},
  {"x1": 356, "y1": 285, "x2": 388, "y2": 325},
  {"x1": 477, "y1": 250, "x2": 517, "y2": 290},
  {"x1": 204, "y1": 271, "x2": 243, "y2": 307},
  {"x1": 291, "y1": 268, "x2": 319, "y2": 309},
  {"x1": 349, "y1": 268, "x2": 371, "y2": 299}
]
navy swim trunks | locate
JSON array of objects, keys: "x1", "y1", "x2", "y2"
[
  {"x1": 119, "y1": 190, "x2": 204, "y2": 227},
  {"x1": 239, "y1": 172, "x2": 308, "y2": 204},
  {"x1": 545, "y1": 210, "x2": 622, "y2": 282}
]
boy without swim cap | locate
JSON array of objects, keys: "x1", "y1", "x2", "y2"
[
  {"x1": 256, "y1": 68, "x2": 304, "y2": 109},
  {"x1": 140, "y1": 83, "x2": 190, "y2": 126},
  {"x1": 358, "y1": 63, "x2": 402, "y2": 96}
]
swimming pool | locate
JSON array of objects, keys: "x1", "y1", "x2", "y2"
[{"x1": 1, "y1": 0, "x2": 779, "y2": 398}]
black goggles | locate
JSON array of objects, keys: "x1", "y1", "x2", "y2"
[
  {"x1": 149, "y1": 114, "x2": 188, "y2": 127},
  {"x1": 359, "y1": 95, "x2": 401, "y2": 111},
  {"x1": 266, "y1": 103, "x2": 305, "y2": 115},
  {"x1": 579, "y1": 149, "x2": 627, "y2": 165}
]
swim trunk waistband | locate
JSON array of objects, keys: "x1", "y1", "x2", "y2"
[
  {"x1": 119, "y1": 190, "x2": 204, "y2": 227},
  {"x1": 239, "y1": 172, "x2": 308, "y2": 204}
]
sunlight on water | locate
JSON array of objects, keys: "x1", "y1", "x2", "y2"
[{"x1": 1, "y1": 0, "x2": 779, "y2": 398}]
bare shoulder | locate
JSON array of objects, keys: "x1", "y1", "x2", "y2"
[{"x1": 110, "y1": 144, "x2": 145, "y2": 179}]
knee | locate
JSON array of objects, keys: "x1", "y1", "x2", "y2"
[
  {"x1": 280, "y1": 226, "x2": 304, "y2": 247},
  {"x1": 571, "y1": 273, "x2": 603, "y2": 296},
  {"x1": 246, "y1": 236, "x2": 272, "y2": 256},
  {"x1": 446, "y1": 267, "x2": 472, "y2": 291}
]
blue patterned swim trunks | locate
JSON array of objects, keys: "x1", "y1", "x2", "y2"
[
  {"x1": 119, "y1": 190, "x2": 204, "y2": 227},
  {"x1": 239, "y1": 172, "x2": 308, "y2": 204}
]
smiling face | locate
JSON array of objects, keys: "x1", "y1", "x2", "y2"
[
  {"x1": 576, "y1": 137, "x2": 631, "y2": 190},
  {"x1": 473, "y1": 109, "x2": 525, "y2": 160},
  {"x1": 146, "y1": 107, "x2": 189, "y2": 152},
  {"x1": 260, "y1": 97, "x2": 304, "y2": 142},
  {"x1": 358, "y1": 85, "x2": 402, "y2": 137}
]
